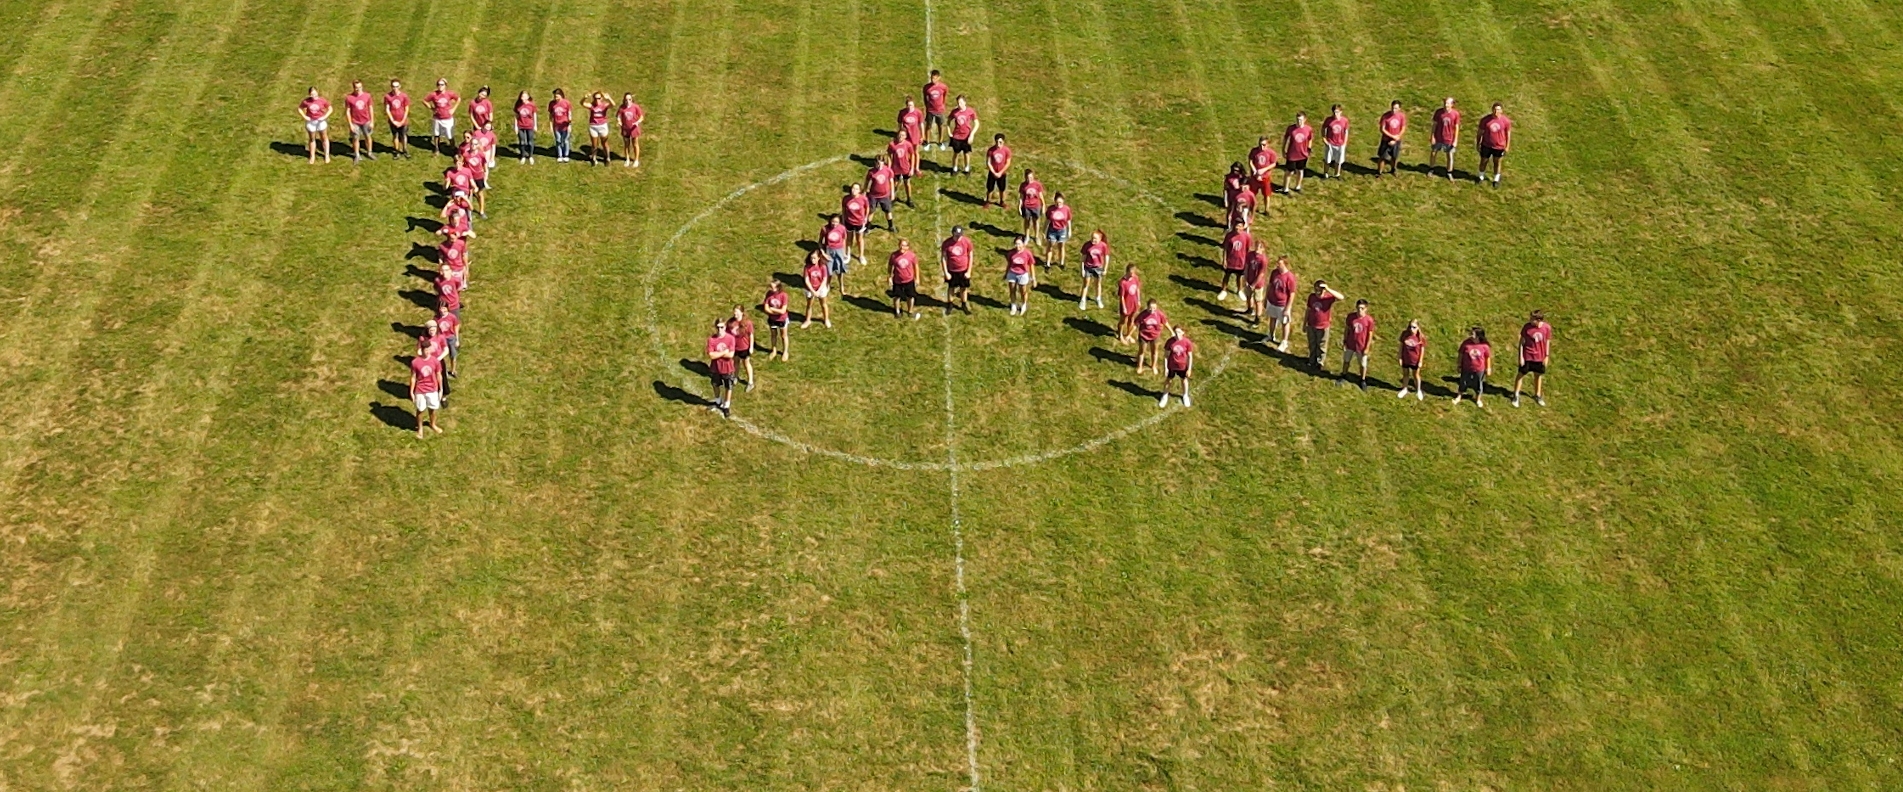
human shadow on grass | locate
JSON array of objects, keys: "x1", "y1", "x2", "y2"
[
  {"x1": 970, "y1": 222, "x2": 1015, "y2": 240},
  {"x1": 398, "y1": 289, "x2": 437, "y2": 310},
  {"x1": 1196, "y1": 317, "x2": 1258, "y2": 346},
  {"x1": 941, "y1": 188, "x2": 986, "y2": 206},
  {"x1": 849, "y1": 153, "x2": 879, "y2": 169},
  {"x1": 1065, "y1": 316, "x2": 1115, "y2": 338},
  {"x1": 404, "y1": 264, "x2": 438, "y2": 283},
  {"x1": 423, "y1": 194, "x2": 449, "y2": 210},
  {"x1": 1339, "y1": 161, "x2": 1379, "y2": 177},
  {"x1": 1193, "y1": 193, "x2": 1225, "y2": 208},
  {"x1": 653, "y1": 380, "x2": 714, "y2": 407},
  {"x1": 1175, "y1": 211, "x2": 1223, "y2": 229},
  {"x1": 842, "y1": 293, "x2": 891, "y2": 313},
  {"x1": 369, "y1": 401, "x2": 417, "y2": 431},
  {"x1": 1175, "y1": 231, "x2": 1220, "y2": 247},
  {"x1": 377, "y1": 378, "x2": 412, "y2": 401},
  {"x1": 1089, "y1": 347, "x2": 1136, "y2": 367},
  {"x1": 918, "y1": 159, "x2": 954, "y2": 175},
  {"x1": 772, "y1": 272, "x2": 806, "y2": 290},
  {"x1": 1186, "y1": 297, "x2": 1246, "y2": 321},
  {"x1": 1033, "y1": 282, "x2": 1073, "y2": 303},
  {"x1": 270, "y1": 140, "x2": 347, "y2": 159},
  {"x1": 405, "y1": 217, "x2": 443, "y2": 234},
  {"x1": 966, "y1": 292, "x2": 1008, "y2": 311},
  {"x1": 391, "y1": 321, "x2": 427, "y2": 340},
  {"x1": 405, "y1": 243, "x2": 440, "y2": 263},
  {"x1": 1174, "y1": 253, "x2": 1220, "y2": 271},
  {"x1": 1168, "y1": 274, "x2": 1219, "y2": 295},
  {"x1": 794, "y1": 240, "x2": 821, "y2": 253},
  {"x1": 678, "y1": 358, "x2": 713, "y2": 378},
  {"x1": 1107, "y1": 378, "x2": 1161, "y2": 399}
]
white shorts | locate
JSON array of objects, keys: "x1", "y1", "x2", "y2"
[
  {"x1": 433, "y1": 118, "x2": 455, "y2": 138},
  {"x1": 305, "y1": 119, "x2": 328, "y2": 134},
  {"x1": 1266, "y1": 303, "x2": 1290, "y2": 322},
  {"x1": 589, "y1": 123, "x2": 610, "y2": 138},
  {"x1": 1324, "y1": 143, "x2": 1346, "y2": 164},
  {"x1": 806, "y1": 285, "x2": 829, "y2": 300},
  {"x1": 413, "y1": 390, "x2": 442, "y2": 411}
]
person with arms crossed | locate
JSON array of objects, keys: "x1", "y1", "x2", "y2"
[
  {"x1": 706, "y1": 319, "x2": 737, "y2": 418},
  {"x1": 887, "y1": 132, "x2": 917, "y2": 207},
  {"x1": 1218, "y1": 219, "x2": 1252, "y2": 302},
  {"x1": 549, "y1": 88, "x2": 573, "y2": 162},
  {"x1": 800, "y1": 250, "x2": 833, "y2": 329},
  {"x1": 344, "y1": 80, "x2": 375, "y2": 161},
  {"x1": 583, "y1": 91, "x2": 613, "y2": 165},
  {"x1": 1044, "y1": 192, "x2": 1073, "y2": 275},
  {"x1": 983, "y1": 134, "x2": 1012, "y2": 208},
  {"x1": 1320, "y1": 104, "x2": 1350, "y2": 179},
  {"x1": 728, "y1": 306, "x2": 756, "y2": 392},
  {"x1": 947, "y1": 96, "x2": 979, "y2": 174},
  {"x1": 762, "y1": 280, "x2": 791, "y2": 360},
  {"x1": 1376, "y1": 99, "x2": 1405, "y2": 177},
  {"x1": 1227, "y1": 175, "x2": 1257, "y2": 231},
  {"x1": 1116, "y1": 264, "x2": 1143, "y2": 343},
  {"x1": 842, "y1": 184, "x2": 872, "y2": 269},
  {"x1": 1282, "y1": 111, "x2": 1314, "y2": 194},
  {"x1": 1477, "y1": 102, "x2": 1512, "y2": 187},
  {"x1": 618, "y1": 92, "x2": 644, "y2": 167},
  {"x1": 1134, "y1": 300, "x2": 1169, "y2": 374},
  {"x1": 865, "y1": 154, "x2": 899, "y2": 230},
  {"x1": 1339, "y1": 299, "x2": 1375, "y2": 390},
  {"x1": 1264, "y1": 255, "x2": 1298, "y2": 349},
  {"x1": 512, "y1": 91, "x2": 537, "y2": 163},
  {"x1": 1303, "y1": 279, "x2": 1344, "y2": 369},
  {"x1": 1397, "y1": 319, "x2": 1426, "y2": 400},
  {"x1": 425, "y1": 78, "x2": 459, "y2": 156},
  {"x1": 923, "y1": 70, "x2": 950, "y2": 151},
  {"x1": 1429, "y1": 97, "x2": 1460, "y2": 181},
  {"x1": 298, "y1": 87, "x2": 332, "y2": 164},
  {"x1": 383, "y1": 79, "x2": 412, "y2": 158},
  {"x1": 820, "y1": 214, "x2": 853, "y2": 297},
  {"x1": 1004, "y1": 237, "x2": 1035, "y2": 316},
  {"x1": 1161, "y1": 325, "x2": 1194, "y2": 408},
  {"x1": 941, "y1": 226, "x2": 975, "y2": 314},
  {"x1": 888, "y1": 239, "x2": 921, "y2": 319},
  {"x1": 409, "y1": 343, "x2": 445, "y2": 438},
  {"x1": 1453, "y1": 326, "x2": 1492, "y2": 407},
  {"x1": 1511, "y1": 309, "x2": 1550, "y2": 407},
  {"x1": 1223, "y1": 162, "x2": 1249, "y2": 217}
]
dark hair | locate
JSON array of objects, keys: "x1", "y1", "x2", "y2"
[
  {"x1": 1473, "y1": 326, "x2": 1487, "y2": 343},
  {"x1": 1356, "y1": 299, "x2": 1368, "y2": 308},
  {"x1": 1331, "y1": 103, "x2": 1342, "y2": 112},
  {"x1": 1530, "y1": 309, "x2": 1545, "y2": 322},
  {"x1": 994, "y1": 133, "x2": 1005, "y2": 142},
  {"x1": 930, "y1": 69, "x2": 941, "y2": 77},
  {"x1": 1391, "y1": 99, "x2": 1402, "y2": 107}
]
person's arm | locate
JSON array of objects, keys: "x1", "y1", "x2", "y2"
[
  {"x1": 1502, "y1": 125, "x2": 1511, "y2": 153},
  {"x1": 1327, "y1": 286, "x2": 1345, "y2": 300},
  {"x1": 409, "y1": 371, "x2": 418, "y2": 395}
]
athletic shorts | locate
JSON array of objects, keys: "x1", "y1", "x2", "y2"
[
  {"x1": 892, "y1": 280, "x2": 917, "y2": 300},
  {"x1": 1005, "y1": 270, "x2": 1032, "y2": 286},
  {"x1": 306, "y1": 119, "x2": 328, "y2": 134},
  {"x1": 413, "y1": 390, "x2": 442, "y2": 411},
  {"x1": 927, "y1": 111, "x2": 947, "y2": 126},
  {"x1": 473, "y1": 177, "x2": 489, "y2": 191},
  {"x1": 767, "y1": 316, "x2": 788, "y2": 328},
  {"x1": 390, "y1": 122, "x2": 408, "y2": 137},
  {"x1": 826, "y1": 248, "x2": 850, "y2": 274},
  {"x1": 621, "y1": 126, "x2": 641, "y2": 140},
  {"x1": 1401, "y1": 363, "x2": 1420, "y2": 373},
  {"x1": 850, "y1": 222, "x2": 871, "y2": 235},
  {"x1": 589, "y1": 123, "x2": 610, "y2": 138},
  {"x1": 1431, "y1": 142, "x2": 1456, "y2": 153},
  {"x1": 1518, "y1": 360, "x2": 1546, "y2": 375},
  {"x1": 734, "y1": 348, "x2": 751, "y2": 361},
  {"x1": 806, "y1": 285, "x2": 829, "y2": 300},
  {"x1": 1343, "y1": 349, "x2": 1369, "y2": 366},
  {"x1": 949, "y1": 137, "x2": 972, "y2": 154},
  {"x1": 1166, "y1": 367, "x2": 1188, "y2": 379},
  {"x1": 1285, "y1": 158, "x2": 1308, "y2": 172},
  {"x1": 433, "y1": 118, "x2": 455, "y2": 138},
  {"x1": 986, "y1": 173, "x2": 1007, "y2": 193},
  {"x1": 352, "y1": 122, "x2": 373, "y2": 138},
  {"x1": 1323, "y1": 143, "x2": 1346, "y2": 164},
  {"x1": 1378, "y1": 138, "x2": 1401, "y2": 162},
  {"x1": 1021, "y1": 206, "x2": 1042, "y2": 222},
  {"x1": 871, "y1": 196, "x2": 893, "y2": 214},
  {"x1": 1046, "y1": 227, "x2": 1071, "y2": 244},
  {"x1": 711, "y1": 373, "x2": 736, "y2": 389},
  {"x1": 1480, "y1": 146, "x2": 1506, "y2": 160},
  {"x1": 1082, "y1": 265, "x2": 1104, "y2": 278},
  {"x1": 1267, "y1": 303, "x2": 1290, "y2": 322},
  {"x1": 946, "y1": 271, "x2": 971, "y2": 289},
  {"x1": 1460, "y1": 371, "x2": 1486, "y2": 393}
]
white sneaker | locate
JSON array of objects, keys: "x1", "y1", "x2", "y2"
[
  {"x1": 1158, "y1": 393, "x2": 1170, "y2": 408},
  {"x1": 1277, "y1": 340, "x2": 1289, "y2": 352},
  {"x1": 1535, "y1": 395, "x2": 1545, "y2": 407},
  {"x1": 1217, "y1": 290, "x2": 1229, "y2": 301},
  {"x1": 1416, "y1": 389, "x2": 1424, "y2": 401},
  {"x1": 1181, "y1": 393, "x2": 1191, "y2": 408},
  {"x1": 1398, "y1": 388, "x2": 1409, "y2": 399},
  {"x1": 913, "y1": 312, "x2": 920, "y2": 320},
  {"x1": 1079, "y1": 299, "x2": 1088, "y2": 310},
  {"x1": 1095, "y1": 297, "x2": 1103, "y2": 308},
  {"x1": 1511, "y1": 396, "x2": 1521, "y2": 408},
  {"x1": 824, "y1": 319, "x2": 833, "y2": 328}
]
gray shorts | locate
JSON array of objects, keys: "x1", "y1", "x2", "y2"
[
  {"x1": 1323, "y1": 143, "x2": 1346, "y2": 164},
  {"x1": 1432, "y1": 142, "x2": 1456, "y2": 153},
  {"x1": 927, "y1": 111, "x2": 947, "y2": 126},
  {"x1": 352, "y1": 122, "x2": 374, "y2": 138}
]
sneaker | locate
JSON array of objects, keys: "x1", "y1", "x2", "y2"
[
  {"x1": 1182, "y1": 393, "x2": 1191, "y2": 408},
  {"x1": 1277, "y1": 340, "x2": 1289, "y2": 352},
  {"x1": 632, "y1": 160, "x2": 640, "y2": 167},
  {"x1": 478, "y1": 211, "x2": 488, "y2": 220},
  {"x1": 1158, "y1": 393, "x2": 1170, "y2": 408},
  {"x1": 1079, "y1": 298, "x2": 1088, "y2": 310},
  {"x1": 913, "y1": 312, "x2": 921, "y2": 320},
  {"x1": 824, "y1": 319, "x2": 833, "y2": 328},
  {"x1": 1359, "y1": 381, "x2": 1368, "y2": 393},
  {"x1": 1416, "y1": 389, "x2": 1424, "y2": 401},
  {"x1": 1217, "y1": 290, "x2": 1229, "y2": 302},
  {"x1": 1511, "y1": 396, "x2": 1521, "y2": 408},
  {"x1": 1398, "y1": 387, "x2": 1409, "y2": 399},
  {"x1": 1535, "y1": 395, "x2": 1545, "y2": 407},
  {"x1": 1475, "y1": 399, "x2": 1485, "y2": 409},
  {"x1": 1095, "y1": 297, "x2": 1103, "y2": 308}
]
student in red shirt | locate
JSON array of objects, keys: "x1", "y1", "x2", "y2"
[
  {"x1": 1240, "y1": 241, "x2": 1269, "y2": 327},
  {"x1": 512, "y1": 90, "x2": 537, "y2": 163},
  {"x1": 1397, "y1": 319, "x2": 1426, "y2": 401},
  {"x1": 1453, "y1": 326, "x2": 1493, "y2": 407},
  {"x1": 583, "y1": 91, "x2": 613, "y2": 165},
  {"x1": 1320, "y1": 104, "x2": 1350, "y2": 179},
  {"x1": 617, "y1": 92, "x2": 644, "y2": 168},
  {"x1": 887, "y1": 132, "x2": 917, "y2": 207},
  {"x1": 468, "y1": 86, "x2": 494, "y2": 130},
  {"x1": 1226, "y1": 180, "x2": 1256, "y2": 231},
  {"x1": 1223, "y1": 162, "x2": 1249, "y2": 217},
  {"x1": 1246, "y1": 138, "x2": 1277, "y2": 208},
  {"x1": 435, "y1": 306, "x2": 461, "y2": 380},
  {"x1": 1160, "y1": 325, "x2": 1194, "y2": 408},
  {"x1": 1265, "y1": 255, "x2": 1298, "y2": 350},
  {"x1": 1339, "y1": 299, "x2": 1375, "y2": 390},
  {"x1": 409, "y1": 346, "x2": 444, "y2": 438},
  {"x1": 1134, "y1": 300, "x2": 1169, "y2": 374},
  {"x1": 1376, "y1": 100, "x2": 1406, "y2": 177},
  {"x1": 383, "y1": 79, "x2": 412, "y2": 159},
  {"x1": 1478, "y1": 102, "x2": 1513, "y2": 187},
  {"x1": 549, "y1": 88, "x2": 574, "y2": 162},
  {"x1": 922, "y1": 70, "x2": 950, "y2": 151},
  {"x1": 1282, "y1": 111, "x2": 1314, "y2": 195},
  {"x1": 1078, "y1": 229, "x2": 1109, "y2": 311},
  {"x1": 865, "y1": 154, "x2": 899, "y2": 230},
  {"x1": 706, "y1": 319, "x2": 737, "y2": 418},
  {"x1": 298, "y1": 87, "x2": 332, "y2": 164},
  {"x1": 888, "y1": 239, "x2": 920, "y2": 319},
  {"x1": 1429, "y1": 97, "x2": 1460, "y2": 181},
  {"x1": 898, "y1": 99, "x2": 926, "y2": 162},
  {"x1": 984, "y1": 134, "x2": 1012, "y2": 208},
  {"x1": 727, "y1": 305, "x2": 756, "y2": 392},
  {"x1": 941, "y1": 226, "x2": 974, "y2": 314},
  {"x1": 800, "y1": 250, "x2": 832, "y2": 329},
  {"x1": 762, "y1": 281, "x2": 791, "y2": 360},
  {"x1": 1512, "y1": 309, "x2": 1551, "y2": 407},
  {"x1": 842, "y1": 185, "x2": 872, "y2": 270},
  {"x1": 947, "y1": 96, "x2": 980, "y2": 174},
  {"x1": 1303, "y1": 280, "x2": 1345, "y2": 368},
  {"x1": 820, "y1": 215, "x2": 853, "y2": 297},
  {"x1": 1218, "y1": 220, "x2": 1252, "y2": 303},
  {"x1": 1003, "y1": 237, "x2": 1036, "y2": 316},
  {"x1": 1044, "y1": 193, "x2": 1073, "y2": 275},
  {"x1": 460, "y1": 149, "x2": 489, "y2": 220},
  {"x1": 343, "y1": 80, "x2": 375, "y2": 161},
  {"x1": 425, "y1": 78, "x2": 459, "y2": 155},
  {"x1": 1016, "y1": 169, "x2": 1045, "y2": 247},
  {"x1": 1116, "y1": 264, "x2": 1142, "y2": 344}
]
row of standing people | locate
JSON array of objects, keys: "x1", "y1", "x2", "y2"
[{"x1": 297, "y1": 78, "x2": 645, "y2": 165}]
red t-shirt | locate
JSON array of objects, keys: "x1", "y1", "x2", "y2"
[
  {"x1": 1268, "y1": 269, "x2": 1297, "y2": 308},
  {"x1": 1399, "y1": 330, "x2": 1425, "y2": 367},
  {"x1": 344, "y1": 91, "x2": 373, "y2": 125},
  {"x1": 439, "y1": 263, "x2": 467, "y2": 290},
  {"x1": 890, "y1": 249, "x2": 918, "y2": 283},
  {"x1": 587, "y1": 101, "x2": 611, "y2": 125},
  {"x1": 727, "y1": 318, "x2": 754, "y2": 350},
  {"x1": 899, "y1": 106, "x2": 925, "y2": 143},
  {"x1": 888, "y1": 140, "x2": 916, "y2": 175},
  {"x1": 440, "y1": 241, "x2": 466, "y2": 269},
  {"x1": 300, "y1": 97, "x2": 330, "y2": 120},
  {"x1": 1083, "y1": 239, "x2": 1109, "y2": 270},
  {"x1": 923, "y1": 82, "x2": 949, "y2": 114},
  {"x1": 1284, "y1": 123, "x2": 1314, "y2": 161},
  {"x1": 1380, "y1": 109, "x2": 1406, "y2": 139},
  {"x1": 1223, "y1": 229, "x2": 1252, "y2": 272},
  {"x1": 1432, "y1": 107, "x2": 1460, "y2": 145},
  {"x1": 707, "y1": 333, "x2": 736, "y2": 376},
  {"x1": 821, "y1": 223, "x2": 848, "y2": 250},
  {"x1": 942, "y1": 236, "x2": 973, "y2": 272},
  {"x1": 1137, "y1": 308, "x2": 1168, "y2": 342},
  {"x1": 949, "y1": 107, "x2": 977, "y2": 140},
  {"x1": 515, "y1": 101, "x2": 537, "y2": 130},
  {"x1": 1165, "y1": 336, "x2": 1194, "y2": 371},
  {"x1": 1248, "y1": 144, "x2": 1277, "y2": 176},
  {"x1": 1046, "y1": 204, "x2": 1072, "y2": 231},
  {"x1": 426, "y1": 90, "x2": 458, "y2": 120},
  {"x1": 444, "y1": 167, "x2": 475, "y2": 194},
  {"x1": 1480, "y1": 113, "x2": 1512, "y2": 150},
  {"x1": 437, "y1": 277, "x2": 462, "y2": 311},
  {"x1": 1520, "y1": 321, "x2": 1551, "y2": 362},
  {"x1": 842, "y1": 194, "x2": 870, "y2": 227},
  {"x1": 469, "y1": 96, "x2": 493, "y2": 126},
  {"x1": 1345, "y1": 313, "x2": 1374, "y2": 352},
  {"x1": 986, "y1": 144, "x2": 1012, "y2": 175},
  {"x1": 1118, "y1": 276, "x2": 1142, "y2": 314},
  {"x1": 384, "y1": 91, "x2": 410, "y2": 125},
  {"x1": 1323, "y1": 116, "x2": 1349, "y2": 147},
  {"x1": 764, "y1": 290, "x2": 789, "y2": 315},
  {"x1": 867, "y1": 165, "x2": 895, "y2": 198},
  {"x1": 419, "y1": 332, "x2": 447, "y2": 360},
  {"x1": 618, "y1": 103, "x2": 644, "y2": 135},
  {"x1": 1019, "y1": 180, "x2": 1044, "y2": 210},
  {"x1": 1006, "y1": 248, "x2": 1034, "y2": 276},
  {"x1": 1224, "y1": 172, "x2": 1247, "y2": 202},
  {"x1": 1243, "y1": 251, "x2": 1268, "y2": 288},
  {"x1": 462, "y1": 152, "x2": 487, "y2": 180},
  {"x1": 1459, "y1": 339, "x2": 1492, "y2": 374},
  {"x1": 803, "y1": 262, "x2": 829, "y2": 290},
  {"x1": 1305, "y1": 292, "x2": 1339, "y2": 329},
  {"x1": 437, "y1": 312, "x2": 461, "y2": 339},
  {"x1": 550, "y1": 98, "x2": 573, "y2": 130},
  {"x1": 411, "y1": 355, "x2": 442, "y2": 394}
]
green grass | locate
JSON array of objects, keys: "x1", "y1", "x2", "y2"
[{"x1": 1, "y1": 0, "x2": 1901, "y2": 788}]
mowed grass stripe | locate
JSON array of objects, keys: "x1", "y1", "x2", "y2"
[{"x1": 0, "y1": 0, "x2": 132, "y2": 185}]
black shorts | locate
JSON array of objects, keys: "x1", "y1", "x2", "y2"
[
  {"x1": 767, "y1": 317, "x2": 787, "y2": 329},
  {"x1": 871, "y1": 196, "x2": 893, "y2": 213},
  {"x1": 474, "y1": 177, "x2": 489, "y2": 191},
  {"x1": 1480, "y1": 146, "x2": 1506, "y2": 160},
  {"x1": 946, "y1": 271, "x2": 971, "y2": 289},
  {"x1": 390, "y1": 123, "x2": 409, "y2": 138},
  {"x1": 711, "y1": 373, "x2": 736, "y2": 389},
  {"x1": 1518, "y1": 360, "x2": 1546, "y2": 375},
  {"x1": 1401, "y1": 363, "x2": 1419, "y2": 374},
  {"x1": 986, "y1": 173, "x2": 1007, "y2": 192},
  {"x1": 1166, "y1": 367, "x2": 1188, "y2": 380},
  {"x1": 892, "y1": 280, "x2": 917, "y2": 300},
  {"x1": 1459, "y1": 371, "x2": 1486, "y2": 393},
  {"x1": 949, "y1": 137, "x2": 972, "y2": 154},
  {"x1": 1378, "y1": 138, "x2": 1401, "y2": 162},
  {"x1": 1021, "y1": 206, "x2": 1042, "y2": 222},
  {"x1": 850, "y1": 222, "x2": 871, "y2": 235},
  {"x1": 1285, "y1": 159, "x2": 1308, "y2": 172},
  {"x1": 734, "y1": 348, "x2": 751, "y2": 361}
]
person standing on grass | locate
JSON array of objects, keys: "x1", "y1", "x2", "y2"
[
  {"x1": 1339, "y1": 299, "x2": 1375, "y2": 390},
  {"x1": 1135, "y1": 299, "x2": 1169, "y2": 374},
  {"x1": 410, "y1": 344, "x2": 444, "y2": 438},
  {"x1": 887, "y1": 133, "x2": 918, "y2": 207},
  {"x1": 468, "y1": 86, "x2": 494, "y2": 132},
  {"x1": 1247, "y1": 138, "x2": 1277, "y2": 208},
  {"x1": 425, "y1": 79, "x2": 459, "y2": 155},
  {"x1": 584, "y1": 91, "x2": 613, "y2": 165},
  {"x1": 473, "y1": 121, "x2": 499, "y2": 179},
  {"x1": 1223, "y1": 162, "x2": 1249, "y2": 214},
  {"x1": 298, "y1": 87, "x2": 332, "y2": 164},
  {"x1": 865, "y1": 155, "x2": 898, "y2": 231},
  {"x1": 1477, "y1": 102, "x2": 1512, "y2": 187},
  {"x1": 1218, "y1": 219, "x2": 1252, "y2": 302},
  {"x1": 762, "y1": 280, "x2": 791, "y2": 360},
  {"x1": 512, "y1": 91, "x2": 537, "y2": 163},
  {"x1": 1116, "y1": 264, "x2": 1143, "y2": 343},
  {"x1": 706, "y1": 318, "x2": 736, "y2": 417},
  {"x1": 441, "y1": 191, "x2": 474, "y2": 241},
  {"x1": 1429, "y1": 97, "x2": 1460, "y2": 181},
  {"x1": 1397, "y1": 319, "x2": 1426, "y2": 401},
  {"x1": 923, "y1": 70, "x2": 950, "y2": 151},
  {"x1": 436, "y1": 306, "x2": 461, "y2": 380},
  {"x1": 820, "y1": 214, "x2": 853, "y2": 297},
  {"x1": 384, "y1": 79, "x2": 412, "y2": 158},
  {"x1": 1161, "y1": 325, "x2": 1194, "y2": 408},
  {"x1": 947, "y1": 96, "x2": 979, "y2": 174},
  {"x1": 1241, "y1": 240, "x2": 1269, "y2": 326},
  {"x1": 1512, "y1": 310, "x2": 1551, "y2": 407},
  {"x1": 1227, "y1": 175, "x2": 1256, "y2": 231},
  {"x1": 1044, "y1": 192, "x2": 1073, "y2": 275},
  {"x1": 889, "y1": 238, "x2": 921, "y2": 319},
  {"x1": 618, "y1": 92, "x2": 644, "y2": 167},
  {"x1": 437, "y1": 265, "x2": 464, "y2": 320},
  {"x1": 440, "y1": 234, "x2": 469, "y2": 283},
  {"x1": 728, "y1": 305, "x2": 756, "y2": 392},
  {"x1": 801, "y1": 250, "x2": 832, "y2": 329},
  {"x1": 984, "y1": 134, "x2": 1012, "y2": 208},
  {"x1": 1376, "y1": 100, "x2": 1406, "y2": 177},
  {"x1": 549, "y1": 88, "x2": 573, "y2": 162},
  {"x1": 1017, "y1": 168, "x2": 1045, "y2": 245},
  {"x1": 344, "y1": 80, "x2": 375, "y2": 161},
  {"x1": 443, "y1": 157, "x2": 475, "y2": 202},
  {"x1": 1078, "y1": 228, "x2": 1109, "y2": 311},
  {"x1": 1303, "y1": 280, "x2": 1344, "y2": 368},
  {"x1": 462, "y1": 149, "x2": 490, "y2": 220},
  {"x1": 1321, "y1": 104, "x2": 1350, "y2": 179},
  {"x1": 1453, "y1": 326, "x2": 1493, "y2": 407},
  {"x1": 941, "y1": 226, "x2": 975, "y2": 313},
  {"x1": 1265, "y1": 255, "x2": 1298, "y2": 350},
  {"x1": 898, "y1": 99, "x2": 926, "y2": 162},
  {"x1": 1282, "y1": 111, "x2": 1314, "y2": 195},
  {"x1": 842, "y1": 184, "x2": 872, "y2": 268},
  {"x1": 1004, "y1": 237, "x2": 1035, "y2": 316}
]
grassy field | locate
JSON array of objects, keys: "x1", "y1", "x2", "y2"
[{"x1": 2, "y1": 0, "x2": 1902, "y2": 788}]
